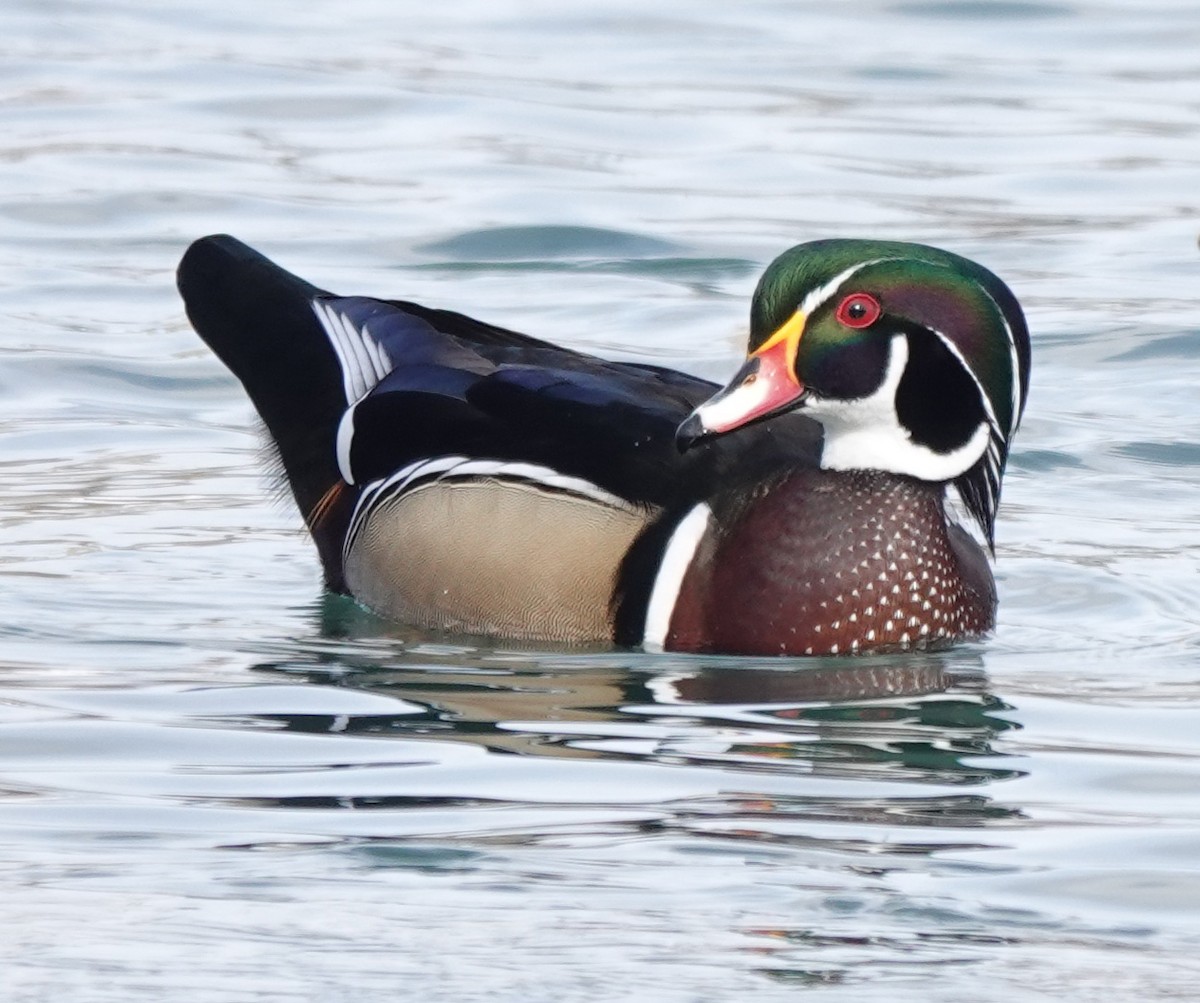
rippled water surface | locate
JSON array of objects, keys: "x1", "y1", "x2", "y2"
[{"x1": 2, "y1": 1, "x2": 1199, "y2": 999}]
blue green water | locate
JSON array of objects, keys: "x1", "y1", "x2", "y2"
[{"x1": 2, "y1": 1, "x2": 1199, "y2": 999}]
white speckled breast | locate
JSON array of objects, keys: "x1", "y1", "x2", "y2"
[{"x1": 662, "y1": 468, "x2": 996, "y2": 656}]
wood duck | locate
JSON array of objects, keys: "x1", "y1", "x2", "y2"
[{"x1": 178, "y1": 235, "x2": 1030, "y2": 656}]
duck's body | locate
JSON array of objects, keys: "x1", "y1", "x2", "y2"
[{"x1": 178, "y1": 234, "x2": 1028, "y2": 655}]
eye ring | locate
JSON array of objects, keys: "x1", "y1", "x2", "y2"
[{"x1": 835, "y1": 292, "x2": 882, "y2": 329}]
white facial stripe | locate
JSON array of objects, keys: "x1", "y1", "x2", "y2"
[
  {"x1": 786, "y1": 257, "x2": 1015, "y2": 526},
  {"x1": 925, "y1": 322, "x2": 1007, "y2": 521},
  {"x1": 642, "y1": 502, "x2": 713, "y2": 652},
  {"x1": 801, "y1": 256, "x2": 1020, "y2": 435},
  {"x1": 312, "y1": 300, "x2": 394, "y2": 404},
  {"x1": 976, "y1": 285, "x2": 1024, "y2": 437},
  {"x1": 796, "y1": 258, "x2": 893, "y2": 318},
  {"x1": 927, "y1": 327, "x2": 1002, "y2": 441},
  {"x1": 810, "y1": 335, "x2": 991, "y2": 482},
  {"x1": 797, "y1": 258, "x2": 1022, "y2": 434}
]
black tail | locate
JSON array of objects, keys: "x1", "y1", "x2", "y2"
[{"x1": 177, "y1": 235, "x2": 353, "y2": 586}]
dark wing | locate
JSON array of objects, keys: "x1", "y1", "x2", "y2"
[
  {"x1": 178, "y1": 234, "x2": 822, "y2": 594},
  {"x1": 339, "y1": 322, "x2": 822, "y2": 509}
]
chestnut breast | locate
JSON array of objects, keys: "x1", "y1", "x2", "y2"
[{"x1": 665, "y1": 469, "x2": 995, "y2": 656}]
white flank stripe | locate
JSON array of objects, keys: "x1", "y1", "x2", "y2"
[
  {"x1": 642, "y1": 502, "x2": 713, "y2": 652},
  {"x1": 395, "y1": 455, "x2": 472, "y2": 492},
  {"x1": 343, "y1": 455, "x2": 638, "y2": 564},
  {"x1": 353, "y1": 456, "x2": 633, "y2": 511},
  {"x1": 344, "y1": 455, "x2": 470, "y2": 560},
  {"x1": 442, "y1": 459, "x2": 633, "y2": 508}
]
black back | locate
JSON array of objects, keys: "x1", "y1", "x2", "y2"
[{"x1": 178, "y1": 235, "x2": 823, "y2": 591}]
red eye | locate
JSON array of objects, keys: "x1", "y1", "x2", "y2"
[{"x1": 835, "y1": 292, "x2": 881, "y2": 329}]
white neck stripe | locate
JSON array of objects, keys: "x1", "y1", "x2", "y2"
[{"x1": 642, "y1": 503, "x2": 712, "y2": 652}]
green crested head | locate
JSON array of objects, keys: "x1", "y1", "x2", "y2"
[
  {"x1": 750, "y1": 240, "x2": 966, "y2": 342},
  {"x1": 688, "y1": 238, "x2": 1031, "y2": 546}
]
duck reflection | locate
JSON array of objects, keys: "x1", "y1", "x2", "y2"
[{"x1": 249, "y1": 595, "x2": 1023, "y2": 801}]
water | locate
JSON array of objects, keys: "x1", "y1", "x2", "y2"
[{"x1": 2, "y1": 0, "x2": 1199, "y2": 998}]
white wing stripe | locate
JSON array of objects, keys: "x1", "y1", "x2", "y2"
[
  {"x1": 342, "y1": 312, "x2": 377, "y2": 398},
  {"x1": 311, "y1": 300, "x2": 393, "y2": 404},
  {"x1": 312, "y1": 301, "x2": 356, "y2": 400},
  {"x1": 366, "y1": 328, "x2": 391, "y2": 379},
  {"x1": 337, "y1": 310, "x2": 374, "y2": 399}
]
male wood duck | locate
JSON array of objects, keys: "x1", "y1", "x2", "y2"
[{"x1": 178, "y1": 235, "x2": 1030, "y2": 656}]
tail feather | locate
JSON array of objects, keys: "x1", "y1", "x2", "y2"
[{"x1": 178, "y1": 234, "x2": 350, "y2": 585}]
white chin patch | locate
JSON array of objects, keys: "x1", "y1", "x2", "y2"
[{"x1": 811, "y1": 335, "x2": 990, "y2": 482}]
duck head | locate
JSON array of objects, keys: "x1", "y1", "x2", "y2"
[{"x1": 677, "y1": 239, "x2": 1031, "y2": 547}]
